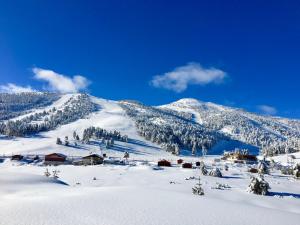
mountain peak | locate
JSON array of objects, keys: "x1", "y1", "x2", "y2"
[{"x1": 173, "y1": 98, "x2": 203, "y2": 106}]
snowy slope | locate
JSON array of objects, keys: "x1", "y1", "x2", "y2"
[
  {"x1": 159, "y1": 98, "x2": 300, "y2": 155},
  {"x1": 0, "y1": 94, "x2": 165, "y2": 158},
  {"x1": 0, "y1": 94, "x2": 299, "y2": 157}
]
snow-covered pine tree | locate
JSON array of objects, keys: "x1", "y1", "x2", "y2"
[
  {"x1": 192, "y1": 176, "x2": 204, "y2": 195},
  {"x1": 293, "y1": 164, "x2": 300, "y2": 179},
  {"x1": 64, "y1": 136, "x2": 69, "y2": 146},
  {"x1": 247, "y1": 175, "x2": 270, "y2": 195},
  {"x1": 209, "y1": 168, "x2": 222, "y2": 177},
  {"x1": 56, "y1": 137, "x2": 62, "y2": 145},
  {"x1": 200, "y1": 162, "x2": 208, "y2": 175}
]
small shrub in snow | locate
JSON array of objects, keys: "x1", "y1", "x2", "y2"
[
  {"x1": 192, "y1": 177, "x2": 204, "y2": 195},
  {"x1": 52, "y1": 170, "x2": 60, "y2": 179},
  {"x1": 200, "y1": 162, "x2": 208, "y2": 175},
  {"x1": 224, "y1": 164, "x2": 229, "y2": 171},
  {"x1": 293, "y1": 164, "x2": 300, "y2": 179},
  {"x1": 247, "y1": 175, "x2": 270, "y2": 195},
  {"x1": 209, "y1": 168, "x2": 222, "y2": 177},
  {"x1": 123, "y1": 151, "x2": 130, "y2": 160},
  {"x1": 56, "y1": 137, "x2": 62, "y2": 145},
  {"x1": 44, "y1": 168, "x2": 51, "y2": 177},
  {"x1": 64, "y1": 136, "x2": 69, "y2": 146},
  {"x1": 185, "y1": 176, "x2": 195, "y2": 180},
  {"x1": 258, "y1": 161, "x2": 269, "y2": 175},
  {"x1": 211, "y1": 182, "x2": 231, "y2": 190},
  {"x1": 281, "y1": 166, "x2": 293, "y2": 175}
]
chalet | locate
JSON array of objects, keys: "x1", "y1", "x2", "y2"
[
  {"x1": 177, "y1": 159, "x2": 183, "y2": 164},
  {"x1": 222, "y1": 150, "x2": 257, "y2": 164},
  {"x1": 73, "y1": 154, "x2": 103, "y2": 166},
  {"x1": 182, "y1": 162, "x2": 193, "y2": 169},
  {"x1": 157, "y1": 159, "x2": 171, "y2": 167},
  {"x1": 44, "y1": 153, "x2": 67, "y2": 166},
  {"x1": 248, "y1": 168, "x2": 258, "y2": 173},
  {"x1": 11, "y1": 154, "x2": 23, "y2": 161}
]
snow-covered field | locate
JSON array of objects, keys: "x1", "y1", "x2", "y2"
[{"x1": 0, "y1": 157, "x2": 300, "y2": 225}]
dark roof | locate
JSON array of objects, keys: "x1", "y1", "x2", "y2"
[
  {"x1": 82, "y1": 154, "x2": 103, "y2": 159},
  {"x1": 11, "y1": 154, "x2": 23, "y2": 160},
  {"x1": 45, "y1": 153, "x2": 67, "y2": 158}
]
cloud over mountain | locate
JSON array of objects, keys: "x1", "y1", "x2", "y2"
[
  {"x1": 150, "y1": 62, "x2": 227, "y2": 93},
  {"x1": 33, "y1": 68, "x2": 90, "y2": 93},
  {"x1": 0, "y1": 83, "x2": 36, "y2": 93}
]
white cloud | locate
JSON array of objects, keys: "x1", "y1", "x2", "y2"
[
  {"x1": 257, "y1": 105, "x2": 277, "y2": 115},
  {"x1": 150, "y1": 62, "x2": 227, "y2": 93},
  {"x1": 0, "y1": 83, "x2": 36, "y2": 94},
  {"x1": 33, "y1": 68, "x2": 90, "y2": 93}
]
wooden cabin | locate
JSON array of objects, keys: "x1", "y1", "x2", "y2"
[
  {"x1": 44, "y1": 153, "x2": 67, "y2": 165},
  {"x1": 158, "y1": 159, "x2": 171, "y2": 167},
  {"x1": 182, "y1": 162, "x2": 193, "y2": 169},
  {"x1": 74, "y1": 154, "x2": 103, "y2": 166},
  {"x1": 222, "y1": 150, "x2": 257, "y2": 164},
  {"x1": 248, "y1": 168, "x2": 258, "y2": 173},
  {"x1": 11, "y1": 154, "x2": 23, "y2": 161},
  {"x1": 177, "y1": 159, "x2": 183, "y2": 164}
]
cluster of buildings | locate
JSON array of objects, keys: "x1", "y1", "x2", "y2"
[{"x1": 11, "y1": 153, "x2": 104, "y2": 166}]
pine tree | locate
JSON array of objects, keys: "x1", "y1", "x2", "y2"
[
  {"x1": 73, "y1": 131, "x2": 77, "y2": 140},
  {"x1": 192, "y1": 176, "x2": 204, "y2": 195},
  {"x1": 247, "y1": 175, "x2": 270, "y2": 195},
  {"x1": 56, "y1": 137, "x2": 62, "y2": 145},
  {"x1": 209, "y1": 168, "x2": 222, "y2": 177},
  {"x1": 64, "y1": 136, "x2": 69, "y2": 146}
]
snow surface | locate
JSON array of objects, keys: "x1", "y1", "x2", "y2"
[{"x1": 0, "y1": 158, "x2": 300, "y2": 225}]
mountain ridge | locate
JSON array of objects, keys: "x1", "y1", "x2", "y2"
[{"x1": 0, "y1": 92, "x2": 299, "y2": 157}]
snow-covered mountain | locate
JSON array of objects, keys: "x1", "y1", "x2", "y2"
[
  {"x1": 0, "y1": 93, "x2": 299, "y2": 157},
  {"x1": 159, "y1": 98, "x2": 300, "y2": 155}
]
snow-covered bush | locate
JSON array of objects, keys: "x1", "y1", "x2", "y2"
[
  {"x1": 56, "y1": 137, "x2": 62, "y2": 145},
  {"x1": 192, "y1": 177, "x2": 204, "y2": 195},
  {"x1": 258, "y1": 161, "x2": 269, "y2": 175},
  {"x1": 211, "y1": 182, "x2": 231, "y2": 190},
  {"x1": 247, "y1": 175, "x2": 270, "y2": 195},
  {"x1": 209, "y1": 168, "x2": 222, "y2": 177},
  {"x1": 293, "y1": 164, "x2": 300, "y2": 179},
  {"x1": 44, "y1": 168, "x2": 51, "y2": 177},
  {"x1": 200, "y1": 162, "x2": 208, "y2": 175},
  {"x1": 281, "y1": 166, "x2": 293, "y2": 175}
]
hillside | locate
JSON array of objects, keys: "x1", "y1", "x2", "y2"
[
  {"x1": 0, "y1": 93, "x2": 299, "y2": 157},
  {"x1": 159, "y1": 98, "x2": 300, "y2": 156}
]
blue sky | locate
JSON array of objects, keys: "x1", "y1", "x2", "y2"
[{"x1": 0, "y1": 0, "x2": 299, "y2": 118}]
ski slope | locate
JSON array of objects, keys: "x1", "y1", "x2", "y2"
[{"x1": 0, "y1": 94, "x2": 166, "y2": 159}]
